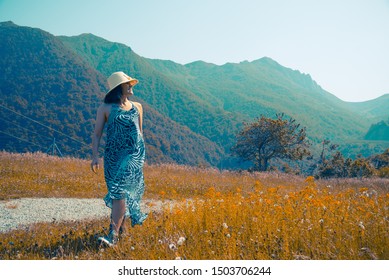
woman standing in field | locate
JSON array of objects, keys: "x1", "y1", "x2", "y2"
[{"x1": 91, "y1": 71, "x2": 148, "y2": 246}]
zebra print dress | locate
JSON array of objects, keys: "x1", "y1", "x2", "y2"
[{"x1": 103, "y1": 102, "x2": 148, "y2": 227}]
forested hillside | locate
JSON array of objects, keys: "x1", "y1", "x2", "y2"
[
  {"x1": 0, "y1": 22, "x2": 222, "y2": 166},
  {"x1": 1, "y1": 21, "x2": 387, "y2": 169}
]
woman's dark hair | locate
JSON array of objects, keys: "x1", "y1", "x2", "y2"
[{"x1": 104, "y1": 85, "x2": 122, "y2": 104}]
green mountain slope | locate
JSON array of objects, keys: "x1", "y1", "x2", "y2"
[
  {"x1": 1, "y1": 21, "x2": 386, "y2": 168},
  {"x1": 60, "y1": 34, "x2": 241, "y2": 149},
  {"x1": 151, "y1": 57, "x2": 374, "y2": 142},
  {"x1": 364, "y1": 120, "x2": 389, "y2": 141},
  {"x1": 0, "y1": 21, "x2": 105, "y2": 156},
  {"x1": 0, "y1": 22, "x2": 222, "y2": 166},
  {"x1": 60, "y1": 32, "x2": 388, "y2": 160},
  {"x1": 345, "y1": 94, "x2": 389, "y2": 121}
]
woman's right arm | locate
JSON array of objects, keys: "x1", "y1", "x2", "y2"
[{"x1": 91, "y1": 104, "x2": 107, "y2": 173}]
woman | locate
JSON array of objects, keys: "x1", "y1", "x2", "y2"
[{"x1": 91, "y1": 71, "x2": 148, "y2": 246}]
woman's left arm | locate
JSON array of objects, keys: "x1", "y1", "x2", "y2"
[{"x1": 136, "y1": 102, "x2": 143, "y2": 135}]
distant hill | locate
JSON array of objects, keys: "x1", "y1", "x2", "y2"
[
  {"x1": 345, "y1": 94, "x2": 389, "y2": 121},
  {"x1": 152, "y1": 56, "x2": 371, "y2": 141},
  {"x1": 0, "y1": 21, "x2": 222, "y2": 166},
  {"x1": 365, "y1": 120, "x2": 389, "y2": 141}
]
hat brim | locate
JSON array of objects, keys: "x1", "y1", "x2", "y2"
[{"x1": 106, "y1": 78, "x2": 139, "y2": 94}]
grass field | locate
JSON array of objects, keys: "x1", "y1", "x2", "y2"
[{"x1": 0, "y1": 151, "x2": 388, "y2": 260}]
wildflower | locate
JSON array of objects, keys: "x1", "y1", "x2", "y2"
[
  {"x1": 177, "y1": 237, "x2": 186, "y2": 246},
  {"x1": 358, "y1": 222, "x2": 365, "y2": 230},
  {"x1": 305, "y1": 176, "x2": 316, "y2": 187},
  {"x1": 319, "y1": 219, "x2": 324, "y2": 225},
  {"x1": 222, "y1": 223, "x2": 228, "y2": 229},
  {"x1": 226, "y1": 234, "x2": 231, "y2": 238},
  {"x1": 169, "y1": 243, "x2": 177, "y2": 251}
]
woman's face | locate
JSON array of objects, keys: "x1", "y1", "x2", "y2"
[{"x1": 121, "y1": 82, "x2": 134, "y2": 96}]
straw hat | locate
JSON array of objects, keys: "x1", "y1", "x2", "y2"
[{"x1": 106, "y1": 71, "x2": 138, "y2": 94}]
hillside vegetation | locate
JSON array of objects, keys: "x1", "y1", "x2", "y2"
[
  {"x1": 60, "y1": 33, "x2": 389, "y2": 159},
  {"x1": 1, "y1": 21, "x2": 388, "y2": 169},
  {"x1": 0, "y1": 22, "x2": 221, "y2": 166}
]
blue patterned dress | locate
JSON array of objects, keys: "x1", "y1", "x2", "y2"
[{"x1": 103, "y1": 102, "x2": 148, "y2": 227}]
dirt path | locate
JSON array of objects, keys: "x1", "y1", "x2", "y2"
[{"x1": 0, "y1": 198, "x2": 169, "y2": 233}]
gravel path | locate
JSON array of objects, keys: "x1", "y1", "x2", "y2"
[{"x1": 0, "y1": 198, "x2": 166, "y2": 233}]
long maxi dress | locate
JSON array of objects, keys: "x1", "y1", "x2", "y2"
[{"x1": 103, "y1": 101, "x2": 148, "y2": 227}]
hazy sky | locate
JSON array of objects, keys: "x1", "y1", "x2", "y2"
[{"x1": 1, "y1": 0, "x2": 388, "y2": 102}]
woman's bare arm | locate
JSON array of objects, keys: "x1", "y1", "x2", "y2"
[
  {"x1": 91, "y1": 104, "x2": 108, "y2": 173},
  {"x1": 134, "y1": 102, "x2": 143, "y2": 135}
]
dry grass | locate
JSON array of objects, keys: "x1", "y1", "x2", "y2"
[{"x1": 0, "y1": 151, "x2": 388, "y2": 260}]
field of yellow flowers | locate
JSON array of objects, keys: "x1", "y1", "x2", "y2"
[{"x1": 0, "y1": 151, "x2": 388, "y2": 260}]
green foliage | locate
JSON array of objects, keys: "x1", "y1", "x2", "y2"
[
  {"x1": 313, "y1": 140, "x2": 383, "y2": 179},
  {"x1": 231, "y1": 114, "x2": 310, "y2": 171},
  {"x1": 377, "y1": 167, "x2": 389, "y2": 178},
  {"x1": 349, "y1": 157, "x2": 375, "y2": 178},
  {"x1": 370, "y1": 148, "x2": 389, "y2": 169},
  {"x1": 316, "y1": 151, "x2": 351, "y2": 178}
]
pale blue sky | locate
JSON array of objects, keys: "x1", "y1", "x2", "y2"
[{"x1": 1, "y1": 0, "x2": 388, "y2": 102}]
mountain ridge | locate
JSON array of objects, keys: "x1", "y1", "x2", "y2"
[
  {"x1": 1, "y1": 21, "x2": 388, "y2": 168},
  {"x1": 61, "y1": 32, "x2": 388, "y2": 160}
]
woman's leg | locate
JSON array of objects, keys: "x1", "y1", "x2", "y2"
[{"x1": 111, "y1": 199, "x2": 126, "y2": 232}]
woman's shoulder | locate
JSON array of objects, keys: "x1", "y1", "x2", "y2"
[
  {"x1": 98, "y1": 103, "x2": 113, "y2": 111},
  {"x1": 132, "y1": 101, "x2": 143, "y2": 111},
  {"x1": 97, "y1": 103, "x2": 114, "y2": 116},
  {"x1": 132, "y1": 101, "x2": 142, "y2": 107}
]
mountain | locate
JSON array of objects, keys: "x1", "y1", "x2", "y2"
[
  {"x1": 0, "y1": 21, "x2": 222, "y2": 166},
  {"x1": 364, "y1": 120, "x2": 389, "y2": 141},
  {"x1": 345, "y1": 94, "x2": 389, "y2": 121},
  {"x1": 0, "y1": 21, "x2": 105, "y2": 156},
  {"x1": 150, "y1": 57, "x2": 372, "y2": 141},
  {"x1": 60, "y1": 33, "x2": 388, "y2": 157},
  {"x1": 1, "y1": 21, "x2": 387, "y2": 169},
  {"x1": 59, "y1": 34, "x2": 240, "y2": 150}
]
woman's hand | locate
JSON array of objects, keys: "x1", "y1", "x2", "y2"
[{"x1": 91, "y1": 157, "x2": 100, "y2": 173}]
